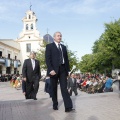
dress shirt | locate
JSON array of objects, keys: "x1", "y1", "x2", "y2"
[
  {"x1": 54, "y1": 41, "x2": 65, "y2": 64},
  {"x1": 31, "y1": 59, "x2": 35, "y2": 70},
  {"x1": 72, "y1": 78, "x2": 75, "y2": 83}
]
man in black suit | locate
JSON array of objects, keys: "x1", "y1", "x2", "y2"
[
  {"x1": 22, "y1": 51, "x2": 41, "y2": 100},
  {"x1": 45, "y1": 31, "x2": 74, "y2": 112},
  {"x1": 68, "y1": 73, "x2": 78, "y2": 96}
]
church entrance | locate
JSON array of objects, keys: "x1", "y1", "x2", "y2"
[{"x1": 14, "y1": 68, "x2": 17, "y2": 74}]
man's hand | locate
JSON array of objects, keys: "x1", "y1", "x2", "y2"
[
  {"x1": 50, "y1": 70, "x2": 56, "y2": 76},
  {"x1": 23, "y1": 78, "x2": 26, "y2": 81},
  {"x1": 68, "y1": 88, "x2": 71, "y2": 93}
]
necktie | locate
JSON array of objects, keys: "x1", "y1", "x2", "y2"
[{"x1": 58, "y1": 44, "x2": 63, "y2": 65}]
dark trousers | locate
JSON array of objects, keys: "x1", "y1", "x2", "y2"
[
  {"x1": 50, "y1": 64, "x2": 73, "y2": 109},
  {"x1": 25, "y1": 77, "x2": 39, "y2": 99},
  {"x1": 104, "y1": 87, "x2": 113, "y2": 92},
  {"x1": 22, "y1": 80, "x2": 26, "y2": 93},
  {"x1": 69, "y1": 87, "x2": 78, "y2": 96}
]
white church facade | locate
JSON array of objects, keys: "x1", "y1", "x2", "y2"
[{"x1": 0, "y1": 10, "x2": 44, "y2": 75}]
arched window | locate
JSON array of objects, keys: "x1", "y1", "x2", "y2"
[
  {"x1": 31, "y1": 24, "x2": 33, "y2": 30},
  {"x1": 29, "y1": 15, "x2": 31, "y2": 19},
  {"x1": 26, "y1": 24, "x2": 28, "y2": 30}
]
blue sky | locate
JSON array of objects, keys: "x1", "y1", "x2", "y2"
[{"x1": 0, "y1": 0, "x2": 120, "y2": 60}]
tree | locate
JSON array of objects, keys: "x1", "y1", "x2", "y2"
[
  {"x1": 36, "y1": 41, "x2": 48, "y2": 71},
  {"x1": 66, "y1": 45, "x2": 79, "y2": 72},
  {"x1": 103, "y1": 19, "x2": 120, "y2": 55},
  {"x1": 79, "y1": 18, "x2": 120, "y2": 74}
]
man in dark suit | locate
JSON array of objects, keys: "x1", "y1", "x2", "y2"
[
  {"x1": 68, "y1": 73, "x2": 78, "y2": 96},
  {"x1": 22, "y1": 51, "x2": 41, "y2": 100},
  {"x1": 45, "y1": 31, "x2": 74, "y2": 112}
]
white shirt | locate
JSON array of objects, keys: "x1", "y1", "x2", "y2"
[
  {"x1": 72, "y1": 78, "x2": 75, "y2": 83},
  {"x1": 93, "y1": 81, "x2": 98, "y2": 86},
  {"x1": 54, "y1": 41, "x2": 65, "y2": 64},
  {"x1": 31, "y1": 59, "x2": 35, "y2": 70},
  {"x1": 76, "y1": 79, "x2": 80, "y2": 83}
]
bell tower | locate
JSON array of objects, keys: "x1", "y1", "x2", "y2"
[
  {"x1": 17, "y1": 9, "x2": 40, "y2": 41},
  {"x1": 16, "y1": 8, "x2": 43, "y2": 68},
  {"x1": 23, "y1": 11, "x2": 37, "y2": 32}
]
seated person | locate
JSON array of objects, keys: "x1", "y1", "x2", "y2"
[
  {"x1": 81, "y1": 78, "x2": 87, "y2": 91},
  {"x1": 104, "y1": 74, "x2": 113, "y2": 92},
  {"x1": 97, "y1": 79, "x2": 106, "y2": 93}
]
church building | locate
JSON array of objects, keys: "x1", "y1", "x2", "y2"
[{"x1": 0, "y1": 9, "x2": 53, "y2": 75}]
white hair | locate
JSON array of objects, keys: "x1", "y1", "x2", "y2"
[{"x1": 53, "y1": 31, "x2": 62, "y2": 37}]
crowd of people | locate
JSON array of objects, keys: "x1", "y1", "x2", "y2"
[
  {"x1": 10, "y1": 74, "x2": 23, "y2": 89},
  {"x1": 0, "y1": 74, "x2": 13, "y2": 82},
  {"x1": 67, "y1": 73, "x2": 113, "y2": 95},
  {"x1": 0, "y1": 74, "x2": 23, "y2": 90},
  {"x1": 0, "y1": 73, "x2": 113, "y2": 95}
]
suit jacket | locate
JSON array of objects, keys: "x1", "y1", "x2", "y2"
[
  {"x1": 67, "y1": 78, "x2": 77, "y2": 89},
  {"x1": 22, "y1": 59, "x2": 41, "y2": 82},
  {"x1": 45, "y1": 42, "x2": 70, "y2": 76}
]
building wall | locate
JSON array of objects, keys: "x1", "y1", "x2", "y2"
[
  {"x1": 0, "y1": 41, "x2": 21, "y2": 74},
  {"x1": 0, "y1": 10, "x2": 45, "y2": 75},
  {"x1": 18, "y1": 40, "x2": 42, "y2": 73}
]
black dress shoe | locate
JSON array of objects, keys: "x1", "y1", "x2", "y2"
[
  {"x1": 53, "y1": 107, "x2": 58, "y2": 110},
  {"x1": 65, "y1": 108, "x2": 75, "y2": 112}
]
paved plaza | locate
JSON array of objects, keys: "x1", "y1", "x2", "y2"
[{"x1": 0, "y1": 81, "x2": 120, "y2": 120}]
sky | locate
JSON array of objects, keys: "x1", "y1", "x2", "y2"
[{"x1": 0, "y1": 0, "x2": 120, "y2": 60}]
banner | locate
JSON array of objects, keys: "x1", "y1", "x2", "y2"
[
  {"x1": 18, "y1": 61, "x2": 21, "y2": 66},
  {"x1": 5, "y1": 59, "x2": 10, "y2": 67},
  {"x1": 0, "y1": 58, "x2": 5, "y2": 64},
  {"x1": 14, "y1": 61, "x2": 18, "y2": 68}
]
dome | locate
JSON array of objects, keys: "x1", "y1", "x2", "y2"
[{"x1": 43, "y1": 34, "x2": 54, "y2": 43}]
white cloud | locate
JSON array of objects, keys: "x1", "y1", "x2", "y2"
[{"x1": 0, "y1": 0, "x2": 120, "y2": 20}]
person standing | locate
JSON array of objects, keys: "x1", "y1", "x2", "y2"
[
  {"x1": 68, "y1": 73, "x2": 78, "y2": 96},
  {"x1": 22, "y1": 51, "x2": 41, "y2": 100},
  {"x1": 45, "y1": 31, "x2": 74, "y2": 112}
]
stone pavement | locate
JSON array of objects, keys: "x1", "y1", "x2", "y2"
[{"x1": 0, "y1": 81, "x2": 120, "y2": 120}]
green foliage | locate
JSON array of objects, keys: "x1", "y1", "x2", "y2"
[
  {"x1": 66, "y1": 45, "x2": 79, "y2": 72},
  {"x1": 36, "y1": 41, "x2": 48, "y2": 71},
  {"x1": 104, "y1": 19, "x2": 120, "y2": 55},
  {"x1": 79, "y1": 18, "x2": 120, "y2": 74}
]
